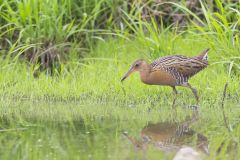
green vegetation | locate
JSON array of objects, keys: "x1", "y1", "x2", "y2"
[{"x1": 0, "y1": 0, "x2": 240, "y2": 159}]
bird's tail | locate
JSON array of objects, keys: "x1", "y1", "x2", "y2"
[{"x1": 195, "y1": 48, "x2": 210, "y2": 61}]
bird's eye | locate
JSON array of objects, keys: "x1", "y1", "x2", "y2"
[{"x1": 135, "y1": 63, "x2": 139, "y2": 67}]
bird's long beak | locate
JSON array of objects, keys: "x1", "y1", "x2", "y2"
[{"x1": 121, "y1": 67, "x2": 135, "y2": 82}]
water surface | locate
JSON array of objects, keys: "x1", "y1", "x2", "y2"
[{"x1": 0, "y1": 100, "x2": 239, "y2": 160}]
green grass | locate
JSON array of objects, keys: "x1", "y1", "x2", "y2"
[
  {"x1": 1, "y1": 33, "x2": 239, "y2": 104},
  {"x1": 0, "y1": 0, "x2": 239, "y2": 66}
]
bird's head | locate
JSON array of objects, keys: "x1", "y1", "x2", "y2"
[{"x1": 121, "y1": 59, "x2": 148, "y2": 82}]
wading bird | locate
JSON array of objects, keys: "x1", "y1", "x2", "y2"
[{"x1": 121, "y1": 49, "x2": 209, "y2": 106}]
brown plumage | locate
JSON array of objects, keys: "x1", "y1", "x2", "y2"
[{"x1": 121, "y1": 49, "x2": 209, "y2": 106}]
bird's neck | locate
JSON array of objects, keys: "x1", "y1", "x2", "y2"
[{"x1": 139, "y1": 64, "x2": 152, "y2": 84}]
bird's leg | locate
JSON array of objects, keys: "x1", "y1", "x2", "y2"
[
  {"x1": 172, "y1": 86, "x2": 178, "y2": 108},
  {"x1": 181, "y1": 82, "x2": 199, "y2": 108}
]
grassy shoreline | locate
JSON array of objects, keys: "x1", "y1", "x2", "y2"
[{"x1": 1, "y1": 34, "x2": 239, "y2": 105}]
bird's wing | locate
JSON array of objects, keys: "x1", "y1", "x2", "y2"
[{"x1": 151, "y1": 55, "x2": 208, "y2": 77}]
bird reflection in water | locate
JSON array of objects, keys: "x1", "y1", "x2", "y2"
[{"x1": 123, "y1": 111, "x2": 208, "y2": 156}]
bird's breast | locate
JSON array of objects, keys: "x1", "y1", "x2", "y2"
[{"x1": 140, "y1": 70, "x2": 176, "y2": 86}]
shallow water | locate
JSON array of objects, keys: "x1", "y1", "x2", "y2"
[{"x1": 0, "y1": 100, "x2": 239, "y2": 160}]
